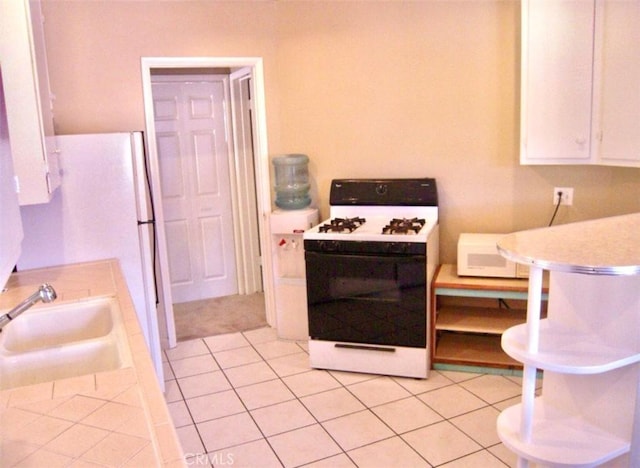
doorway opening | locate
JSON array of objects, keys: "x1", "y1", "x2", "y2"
[{"x1": 141, "y1": 57, "x2": 275, "y2": 348}]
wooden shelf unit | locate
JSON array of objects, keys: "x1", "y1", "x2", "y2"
[{"x1": 430, "y1": 264, "x2": 548, "y2": 372}]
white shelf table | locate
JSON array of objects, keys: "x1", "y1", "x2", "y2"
[{"x1": 497, "y1": 213, "x2": 640, "y2": 467}]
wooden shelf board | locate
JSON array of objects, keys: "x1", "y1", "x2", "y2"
[
  {"x1": 434, "y1": 332, "x2": 521, "y2": 368},
  {"x1": 436, "y1": 306, "x2": 526, "y2": 334},
  {"x1": 434, "y1": 264, "x2": 549, "y2": 293}
]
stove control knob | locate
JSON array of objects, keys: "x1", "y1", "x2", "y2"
[
  {"x1": 388, "y1": 243, "x2": 408, "y2": 254},
  {"x1": 375, "y1": 184, "x2": 388, "y2": 196},
  {"x1": 320, "y1": 240, "x2": 339, "y2": 252}
]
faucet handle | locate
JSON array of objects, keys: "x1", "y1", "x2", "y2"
[
  {"x1": 39, "y1": 284, "x2": 57, "y2": 303},
  {"x1": 0, "y1": 283, "x2": 57, "y2": 331}
]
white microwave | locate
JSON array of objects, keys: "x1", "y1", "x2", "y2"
[{"x1": 457, "y1": 233, "x2": 529, "y2": 279}]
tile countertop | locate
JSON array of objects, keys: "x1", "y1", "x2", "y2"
[
  {"x1": 0, "y1": 259, "x2": 185, "y2": 467},
  {"x1": 497, "y1": 212, "x2": 640, "y2": 276}
]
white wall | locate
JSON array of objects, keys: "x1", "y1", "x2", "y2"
[{"x1": 40, "y1": 1, "x2": 640, "y2": 263}]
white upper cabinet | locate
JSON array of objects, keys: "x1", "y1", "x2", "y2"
[
  {"x1": 521, "y1": 0, "x2": 640, "y2": 167},
  {"x1": 0, "y1": 0, "x2": 60, "y2": 205},
  {"x1": 521, "y1": 0, "x2": 595, "y2": 164},
  {"x1": 0, "y1": 73, "x2": 23, "y2": 290},
  {"x1": 596, "y1": 1, "x2": 640, "y2": 166}
]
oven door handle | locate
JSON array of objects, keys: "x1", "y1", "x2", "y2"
[{"x1": 335, "y1": 343, "x2": 396, "y2": 353}]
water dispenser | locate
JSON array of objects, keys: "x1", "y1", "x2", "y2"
[
  {"x1": 272, "y1": 154, "x2": 311, "y2": 210},
  {"x1": 269, "y1": 207, "x2": 318, "y2": 340}
]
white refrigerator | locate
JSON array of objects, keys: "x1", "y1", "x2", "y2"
[{"x1": 18, "y1": 132, "x2": 167, "y2": 383}]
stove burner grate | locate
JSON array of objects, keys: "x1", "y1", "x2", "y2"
[
  {"x1": 382, "y1": 217, "x2": 426, "y2": 235},
  {"x1": 318, "y1": 217, "x2": 366, "y2": 233}
]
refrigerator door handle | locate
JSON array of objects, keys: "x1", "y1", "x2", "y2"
[{"x1": 137, "y1": 219, "x2": 155, "y2": 226}]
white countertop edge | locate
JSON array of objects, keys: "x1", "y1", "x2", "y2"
[
  {"x1": 496, "y1": 245, "x2": 640, "y2": 276},
  {"x1": 496, "y1": 213, "x2": 640, "y2": 276}
]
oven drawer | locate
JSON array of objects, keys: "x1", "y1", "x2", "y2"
[{"x1": 309, "y1": 339, "x2": 428, "y2": 378}]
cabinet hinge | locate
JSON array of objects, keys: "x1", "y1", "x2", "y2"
[{"x1": 13, "y1": 175, "x2": 20, "y2": 194}]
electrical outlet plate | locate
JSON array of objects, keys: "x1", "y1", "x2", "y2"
[{"x1": 553, "y1": 187, "x2": 574, "y2": 206}]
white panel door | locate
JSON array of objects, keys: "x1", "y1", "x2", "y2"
[{"x1": 152, "y1": 78, "x2": 238, "y2": 303}]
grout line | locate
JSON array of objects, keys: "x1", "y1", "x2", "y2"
[{"x1": 165, "y1": 328, "x2": 520, "y2": 467}]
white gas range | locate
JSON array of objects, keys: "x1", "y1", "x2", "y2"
[
  {"x1": 303, "y1": 178, "x2": 439, "y2": 378},
  {"x1": 303, "y1": 208, "x2": 438, "y2": 244}
]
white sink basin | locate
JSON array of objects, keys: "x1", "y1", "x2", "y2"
[
  {"x1": 2, "y1": 297, "x2": 116, "y2": 352},
  {"x1": 0, "y1": 296, "x2": 132, "y2": 390}
]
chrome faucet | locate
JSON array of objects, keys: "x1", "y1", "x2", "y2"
[{"x1": 0, "y1": 284, "x2": 57, "y2": 330}]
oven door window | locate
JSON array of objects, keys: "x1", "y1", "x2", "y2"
[{"x1": 306, "y1": 251, "x2": 426, "y2": 348}]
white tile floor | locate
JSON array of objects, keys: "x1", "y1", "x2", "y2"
[{"x1": 163, "y1": 327, "x2": 525, "y2": 467}]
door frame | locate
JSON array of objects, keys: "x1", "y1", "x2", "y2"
[{"x1": 140, "y1": 57, "x2": 274, "y2": 348}]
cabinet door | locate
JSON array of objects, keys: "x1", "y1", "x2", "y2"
[
  {"x1": 595, "y1": 1, "x2": 640, "y2": 167},
  {"x1": 0, "y1": 0, "x2": 59, "y2": 205},
  {"x1": 521, "y1": 0, "x2": 596, "y2": 164},
  {"x1": 0, "y1": 73, "x2": 23, "y2": 289}
]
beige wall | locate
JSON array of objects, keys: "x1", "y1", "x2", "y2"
[{"x1": 41, "y1": 0, "x2": 640, "y2": 264}]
